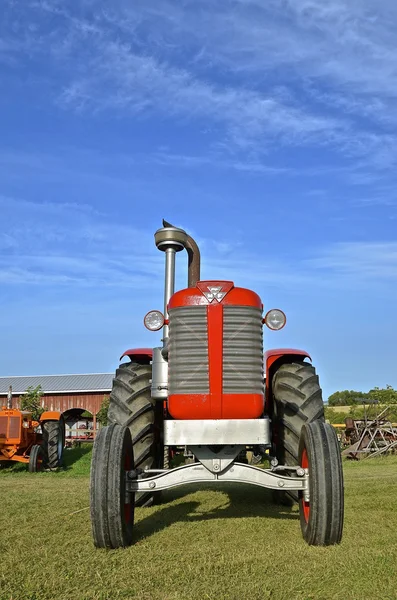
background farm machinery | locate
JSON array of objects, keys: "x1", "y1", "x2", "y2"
[
  {"x1": 341, "y1": 405, "x2": 397, "y2": 459},
  {"x1": 0, "y1": 386, "x2": 65, "y2": 471}
]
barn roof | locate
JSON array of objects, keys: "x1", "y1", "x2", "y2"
[{"x1": 0, "y1": 373, "x2": 114, "y2": 395}]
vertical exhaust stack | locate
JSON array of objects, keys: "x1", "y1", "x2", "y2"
[
  {"x1": 154, "y1": 221, "x2": 187, "y2": 340},
  {"x1": 7, "y1": 385, "x2": 12, "y2": 410},
  {"x1": 152, "y1": 221, "x2": 192, "y2": 401},
  {"x1": 152, "y1": 220, "x2": 201, "y2": 401},
  {"x1": 154, "y1": 220, "x2": 201, "y2": 338},
  {"x1": 184, "y1": 231, "x2": 201, "y2": 288}
]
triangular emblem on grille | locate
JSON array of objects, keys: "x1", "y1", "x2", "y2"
[{"x1": 197, "y1": 281, "x2": 234, "y2": 303}]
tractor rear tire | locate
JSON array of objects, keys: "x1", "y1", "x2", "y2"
[
  {"x1": 272, "y1": 361, "x2": 324, "y2": 503},
  {"x1": 272, "y1": 361, "x2": 324, "y2": 467},
  {"x1": 28, "y1": 444, "x2": 45, "y2": 472},
  {"x1": 299, "y1": 420, "x2": 344, "y2": 545},
  {"x1": 90, "y1": 424, "x2": 135, "y2": 549},
  {"x1": 42, "y1": 417, "x2": 65, "y2": 469},
  {"x1": 108, "y1": 362, "x2": 161, "y2": 507}
]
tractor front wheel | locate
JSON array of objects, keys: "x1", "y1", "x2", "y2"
[
  {"x1": 42, "y1": 417, "x2": 65, "y2": 469},
  {"x1": 90, "y1": 423, "x2": 135, "y2": 549},
  {"x1": 299, "y1": 420, "x2": 344, "y2": 545},
  {"x1": 28, "y1": 444, "x2": 45, "y2": 472}
]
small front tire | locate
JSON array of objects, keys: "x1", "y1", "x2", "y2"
[
  {"x1": 28, "y1": 444, "x2": 45, "y2": 472},
  {"x1": 299, "y1": 420, "x2": 344, "y2": 546},
  {"x1": 90, "y1": 424, "x2": 135, "y2": 549}
]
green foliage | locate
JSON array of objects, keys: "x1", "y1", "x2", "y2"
[
  {"x1": 328, "y1": 386, "x2": 397, "y2": 407},
  {"x1": 19, "y1": 385, "x2": 45, "y2": 421},
  {"x1": 324, "y1": 407, "x2": 350, "y2": 424},
  {"x1": 80, "y1": 410, "x2": 93, "y2": 418},
  {"x1": 325, "y1": 403, "x2": 397, "y2": 424},
  {"x1": 96, "y1": 395, "x2": 110, "y2": 426},
  {"x1": 349, "y1": 404, "x2": 397, "y2": 422},
  {"x1": 328, "y1": 390, "x2": 369, "y2": 406},
  {"x1": 368, "y1": 385, "x2": 397, "y2": 405}
]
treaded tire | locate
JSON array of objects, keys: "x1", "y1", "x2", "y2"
[
  {"x1": 272, "y1": 361, "x2": 324, "y2": 467},
  {"x1": 90, "y1": 424, "x2": 135, "y2": 549},
  {"x1": 42, "y1": 417, "x2": 65, "y2": 469},
  {"x1": 272, "y1": 361, "x2": 324, "y2": 504},
  {"x1": 108, "y1": 362, "x2": 161, "y2": 507},
  {"x1": 299, "y1": 421, "x2": 344, "y2": 546},
  {"x1": 28, "y1": 444, "x2": 45, "y2": 472}
]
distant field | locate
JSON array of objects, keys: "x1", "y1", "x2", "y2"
[{"x1": 1, "y1": 448, "x2": 397, "y2": 600}]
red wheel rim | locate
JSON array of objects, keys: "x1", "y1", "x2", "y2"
[
  {"x1": 301, "y1": 448, "x2": 310, "y2": 522},
  {"x1": 124, "y1": 452, "x2": 133, "y2": 523}
]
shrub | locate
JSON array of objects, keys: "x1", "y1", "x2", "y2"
[
  {"x1": 19, "y1": 385, "x2": 45, "y2": 421},
  {"x1": 96, "y1": 395, "x2": 110, "y2": 426}
]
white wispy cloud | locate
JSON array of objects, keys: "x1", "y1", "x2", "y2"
[
  {"x1": 57, "y1": 41, "x2": 344, "y2": 150},
  {"x1": 306, "y1": 242, "x2": 397, "y2": 281},
  {"x1": 0, "y1": 1, "x2": 348, "y2": 151},
  {"x1": 0, "y1": 193, "x2": 104, "y2": 218},
  {"x1": 147, "y1": 152, "x2": 292, "y2": 175},
  {"x1": 89, "y1": 0, "x2": 397, "y2": 166},
  {"x1": 139, "y1": 0, "x2": 397, "y2": 100},
  {"x1": 3, "y1": 0, "x2": 397, "y2": 174},
  {"x1": 2, "y1": 194, "x2": 396, "y2": 292}
]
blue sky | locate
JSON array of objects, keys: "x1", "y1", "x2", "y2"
[{"x1": 1, "y1": 0, "x2": 397, "y2": 401}]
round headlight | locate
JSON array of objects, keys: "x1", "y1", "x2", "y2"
[
  {"x1": 144, "y1": 310, "x2": 165, "y2": 331},
  {"x1": 264, "y1": 309, "x2": 286, "y2": 330}
]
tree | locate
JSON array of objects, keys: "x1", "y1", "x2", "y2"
[
  {"x1": 328, "y1": 390, "x2": 369, "y2": 406},
  {"x1": 19, "y1": 385, "x2": 45, "y2": 420},
  {"x1": 368, "y1": 385, "x2": 397, "y2": 405},
  {"x1": 96, "y1": 395, "x2": 110, "y2": 426}
]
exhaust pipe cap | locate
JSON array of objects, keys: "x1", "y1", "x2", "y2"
[{"x1": 155, "y1": 225, "x2": 187, "y2": 252}]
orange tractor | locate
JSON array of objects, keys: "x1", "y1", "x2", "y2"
[
  {"x1": 90, "y1": 221, "x2": 344, "y2": 548},
  {"x1": 0, "y1": 386, "x2": 65, "y2": 471}
]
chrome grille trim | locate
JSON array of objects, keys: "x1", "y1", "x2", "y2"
[
  {"x1": 168, "y1": 306, "x2": 209, "y2": 394},
  {"x1": 223, "y1": 306, "x2": 263, "y2": 394}
]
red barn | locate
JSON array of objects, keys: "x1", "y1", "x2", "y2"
[{"x1": 0, "y1": 373, "x2": 113, "y2": 437}]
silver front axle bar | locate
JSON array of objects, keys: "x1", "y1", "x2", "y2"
[{"x1": 126, "y1": 462, "x2": 309, "y2": 497}]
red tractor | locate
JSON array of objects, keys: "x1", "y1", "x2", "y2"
[
  {"x1": 90, "y1": 221, "x2": 343, "y2": 548},
  {"x1": 0, "y1": 387, "x2": 65, "y2": 471}
]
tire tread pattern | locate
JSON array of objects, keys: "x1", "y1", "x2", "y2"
[
  {"x1": 28, "y1": 444, "x2": 44, "y2": 472},
  {"x1": 272, "y1": 361, "x2": 325, "y2": 467},
  {"x1": 107, "y1": 362, "x2": 157, "y2": 507},
  {"x1": 299, "y1": 421, "x2": 344, "y2": 545},
  {"x1": 41, "y1": 418, "x2": 64, "y2": 469}
]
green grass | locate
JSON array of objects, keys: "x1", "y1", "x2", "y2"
[{"x1": 1, "y1": 449, "x2": 397, "y2": 600}]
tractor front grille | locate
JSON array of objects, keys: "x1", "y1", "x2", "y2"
[
  {"x1": 223, "y1": 306, "x2": 263, "y2": 394},
  {"x1": 168, "y1": 305, "x2": 263, "y2": 395},
  {"x1": 168, "y1": 306, "x2": 209, "y2": 394},
  {"x1": 0, "y1": 416, "x2": 7, "y2": 438},
  {"x1": 8, "y1": 417, "x2": 20, "y2": 439}
]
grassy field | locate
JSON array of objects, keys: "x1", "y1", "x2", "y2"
[{"x1": 1, "y1": 448, "x2": 397, "y2": 600}]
